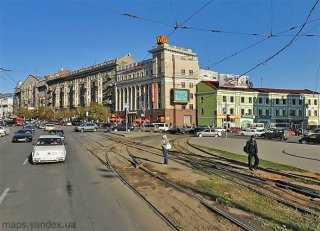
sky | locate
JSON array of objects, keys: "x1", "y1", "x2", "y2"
[{"x1": 0, "y1": 0, "x2": 319, "y2": 93}]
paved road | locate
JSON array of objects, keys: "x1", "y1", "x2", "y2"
[
  {"x1": 0, "y1": 127, "x2": 171, "y2": 231},
  {"x1": 189, "y1": 135, "x2": 320, "y2": 172}
]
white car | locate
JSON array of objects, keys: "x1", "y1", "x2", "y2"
[
  {"x1": 44, "y1": 123, "x2": 55, "y2": 131},
  {"x1": 239, "y1": 129, "x2": 265, "y2": 137},
  {"x1": 32, "y1": 135, "x2": 66, "y2": 164},
  {"x1": 215, "y1": 127, "x2": 227, "y2": 132},
  {"x1": 196, "y1": 129, "x2": 222, "y2": 137},
  {"x1": 0, "y1": 126, "x2": 10, "y2": 136}
]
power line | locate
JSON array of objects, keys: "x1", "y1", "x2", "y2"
[
  {"x1": 167, "y1": 0, "x2": 214, "y2": 37},
  {"x1": 239, "y1": 0, "x2": 319, "y2": 77},
  {"x1": 0, "y1": 73, "x2": 16, "y2": 88},
  {"x1": 0, "y1": 69, "x2": 17, "y2": 85},
  {"x1": 203, "y1": 17, "x2": 320, "y2": 69}
]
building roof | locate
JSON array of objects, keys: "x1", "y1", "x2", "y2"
[
  {"x1": 252, "y1": 88, "x2": 316, "y2": 94},
  {"x1": 202, "y1": 81, "x2": 257, "y2": 92},
  {"x1": 202, "y1": 81, "x2": 318, "y2": 94}
]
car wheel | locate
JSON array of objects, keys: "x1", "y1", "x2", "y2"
[
  {"x1": 240, "y1": 133, "x2": 244, "y2": 136},
  {"x1": 81, "y1": 129, "x2": 84, "y2": 132},
  {"x1": 198, "y1": 134, "x2": 203, "y2": 137},
  {"x1": 301, "y1": 140, "x2": 307, "y2": 144},
  {"x1": 29, "y1": 138, "x2": 33, "y2": 142}
]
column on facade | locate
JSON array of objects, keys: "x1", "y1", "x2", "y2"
[
  {"x1": 121, "y1": 88, "x2": 125, "y2": 111},
  {"x1": 86, "y1": 79, "x2": 91, "y2": 106},
  {"x1": 133, "y1": 85, "x2": 137, "y2": 110},
  {"x1": 55, "y1": 88, "x2": 60, "y2": 109},
  {"x1": 130, "y1": 86, "x2": 133, "y2": 110},
  {"x1": 115, "y1": 87, "x2": 118, "y2": 111}
]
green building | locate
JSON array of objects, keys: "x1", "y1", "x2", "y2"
[{"x1": 196, "y1": 81, "x2": 320, "y2": 129}]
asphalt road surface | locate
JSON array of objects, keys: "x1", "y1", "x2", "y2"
[
  {"x1": 190, "y1": 134, "x2": 320, "y2": 172},
  {"x1": 0, "y1": 127, "x2": 171, "y2": 231}
]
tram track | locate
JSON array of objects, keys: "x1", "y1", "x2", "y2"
[{"x1": 95, "y1": 132, "x2": 320, "y2": 217}]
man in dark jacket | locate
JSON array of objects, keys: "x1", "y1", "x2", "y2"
[{"x1": 246, "y1": 135, "x2": 259, "y2": 171}]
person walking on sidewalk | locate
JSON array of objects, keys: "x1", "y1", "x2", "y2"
[
  {"x1": 246, "y1": 135, "x2": 259, "y2": 171},
  {"x1": 161, "y1": 135, "x2": 171, "y2": 166}
]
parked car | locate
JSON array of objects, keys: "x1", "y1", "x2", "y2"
[
  {"x1": 32, "y1": 135, "x2": 66, "y2": 164},
  {"x1": 49, "y1": 129, "x2": 65, "y2": 141},
  {"x1": 74, "y1": 123, "x2": 98, "y2": 132},
  {"x1": 228, "y1": 127, "x2": 241, "y2": 133},
  {"x1": 12, "y1": 129, "x2": 33, "y2": 142},
  {"x1": 196, "y1": 129, "x2": 222, "y2": 137},
  {"x1": 167, "y1": 127, "x2": 186, "y2": 134},
  {"x1": 299, "y1": 133, "x2": 320, "y2": 144},
  {"x1": 189, "y1": 127, "x2": 206, "y2": 134},
  {"x1": 215, "y1": 127, "x2": 227, "y2": 132},
  {"x1": 261, "y1": 129, "x2": 288, "y2": 140},
  {"x1": 239, "y1": 129, "x2": 265, "y2": 137},
  {"x1": 141, "y1": 124, "x2": 158, "y2": 132},
  {"x1": 45, "y1": 123, "x2": 55, "y2": 131},
  {"x1": 112, "y1": 123, "x2": 134, "y2": 132},
  {"x1": 152, "y1": 123, "x2": 170, "y2": 132},
  {"x1": 0, "y1": 126, "x2": 10, "y2": 136},
  {"x1": 64, "y1": 121, "x2": 72, "y2": 126}
]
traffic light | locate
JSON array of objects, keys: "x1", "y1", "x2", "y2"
[{"x1": 226, "y1": 114, "x2": 231, "y2": 122}]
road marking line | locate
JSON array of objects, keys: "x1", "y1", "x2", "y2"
[
  {"x1": 0, "y1": 188, "x2": 10, "y2": 205},
  {"x1": 23, "y1": 158, "x2": 29, "y2": 165}
]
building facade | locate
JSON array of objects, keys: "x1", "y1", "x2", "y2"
[
  {"x1": 114, "y1": 43, "x2": 215, "y2": 125},
  {"x1": 14, "y1": 75, "x2": 46, "y2": 113},
  {"x1": 0, "y1": 93, "x2": 14, "y2": 118},
  {"x1": 197, "y1": 81, "x2": 319, "y2": 128}
]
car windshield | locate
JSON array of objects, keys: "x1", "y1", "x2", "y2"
[
  {"x1": 17, "y1": 130, "x2": 31, "y2": 134},
  {"x1": 36, "y1": 138, "x2": 63, "y2": 145}
]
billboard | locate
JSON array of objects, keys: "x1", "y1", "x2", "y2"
[
  {"x1": 171, "y1": 89, "x2": 190, "y2": 103},
  {"x1": 219, "y1": 74, "x2": 249, "y2": 88}
]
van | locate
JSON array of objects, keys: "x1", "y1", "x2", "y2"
[
  {"x1": 152, "y1": 123, "x2": 169, "y2": 132},
  {"x1": 142, "y1": 124, "x2": 159, "y2": 132}
]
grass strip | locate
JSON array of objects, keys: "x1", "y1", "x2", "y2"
[
  {"x1": 192, "y1": 144, "x2": 306, "y2": 172},
  {"x1": 197, "y1": 177, "x2": 320, "y2": 231}
]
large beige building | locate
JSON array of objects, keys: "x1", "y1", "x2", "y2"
[{"x1": 115, "y1": 43, "x2": 213, "y2": 125}]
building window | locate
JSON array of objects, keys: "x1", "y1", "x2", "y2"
[
  {"x1": 200, "y1": 97, "x2": 204, "y2": 103},
  {"x1": 299, "y1": 109, "x2": 303, "y2": 116},
  {"x1": 315, "y1": 110, "x2": 318, "y2": 116},
  {"x1": 259, "y1": 109, "x2": 262, "y2": 115},
  {"x1": 181, "y1": 82, "x2": 185, "y2": 88},
  {"x1": 266, "y1": 109, "x2": 269, "y2": 115},
  {"x1": 230, "y1": 108, "x2": 234, "y2": 114},
  {"x1": 201, "y1": 108, "x2": 204, "y2": 115},
  {"x1": 248, "y1": 109, "x2": 252, "y2": 115},
  {"x1": 276, "y1": 99, "x2": 279, "y2": 104},
  {"x1": 241, "y1": 97, "x2": 245, "y2": 103},
  {"x1": 276, "y1": 110, "x2": 279, "y2": 116},
  {"x1": 248, "y1": 97, "x2": 252, "y2": 103},
  {"x1": 266, "y1": 98, "x2": 269, "y2": 104},
  {"x1": 189, "y1": 104, "x2": 193, "y2": 109},
  {"x1": 315, "y1": 100, "x2": 318, "y2": 105},
  {"x1": 223, "y1": 96, "x2": 227, "y2": 102},
  {"x1": 283, "y1": 109, "x2": 287, "y2": 116},
  {"x1": 181, "y1": 69, "x2": 186, "y2": 74},
  {"x1": 189, "y1": 93, "x2": 193, "y2": 99},
  {"x1": 299, "y1": 99, "x2": 302, "y2": 105},
  {"x1": 290, "y1": 110, "x2": 296, "y2": 116},
  {"x1": 308, "y1": 99, "x2": 311, "y2": 105},
  {"x1": 189, "y1": 83, "x2": 193, "y2": 88},
  {"x1": 230, "y1": 96, "x2": 234, "y2": 103},
  {"x1": 259, "y1": 97, "x2": 262, "y2": 104},
  {"x1": 308, "y1": 110, "x2": 311, "y2": 116},
  {"x1": 146, "y1": 71, "x2": 148, "y2": 76},
  {"x1": 241, "y1": 109, "x2": 245, "y2": 115},
  {"x1": 137, "y1": 73, "x2": 139, "y2": 77},
  {"x1": 292, "y1": 99, "x2": 296, "y2": 105},
  {"x1": 282, "y1": 99, "x2": 286, "y2": 104},
  {"x1": 150, "y1": 70, "x2": 153, "y2": 75},
  {"x1": 189, "y1": 70, "x2": 193, "y2": 74},
  {"x1": 182, "y1": 105, "x2": 186, "y2": 109}
]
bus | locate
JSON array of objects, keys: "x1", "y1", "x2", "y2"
[
  {"x1": 249, "y1": 123, "x2": 265, "y2": 130},
  {"x1": 270, "y1": 123, "x2": 290, "y2": 130},
  {"x1": 12, "y1": 117, "x2": 24, "y2": 126}
]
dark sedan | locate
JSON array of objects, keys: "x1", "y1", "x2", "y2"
[
  {"x1": 12, "y1": 130, "x2": 33, "y2": 142},
  {"x1": 113, "y1": 124, "x2": 134, "y2": 132},
  {"x1": 167, "y1": 128, "x2": 186, "y2": 135},
  {"x1": 299, "y1": 133, "x2": 320, "y2": 144}
]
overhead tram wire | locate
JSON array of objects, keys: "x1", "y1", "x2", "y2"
[
  {"x1": 238, "y1": 0, "x2": 320, "y2": 78},
  {"x1": 167, "y1": 0, "x2": 214, "y2": 37},
  {"x1": 202, "y1": 17, "x2": 320, "y2": 70},
  {"x1": 0, "y1": 73, "x2": 16, "y2": 88}
]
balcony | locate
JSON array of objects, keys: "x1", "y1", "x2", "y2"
[{"x1": 257, "y1": 115, "x2": 271, "y2": 119}]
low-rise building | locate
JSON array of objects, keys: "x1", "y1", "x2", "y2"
[{"x1": 197, "y1": 81, "x2": 319, "y2": 129}]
